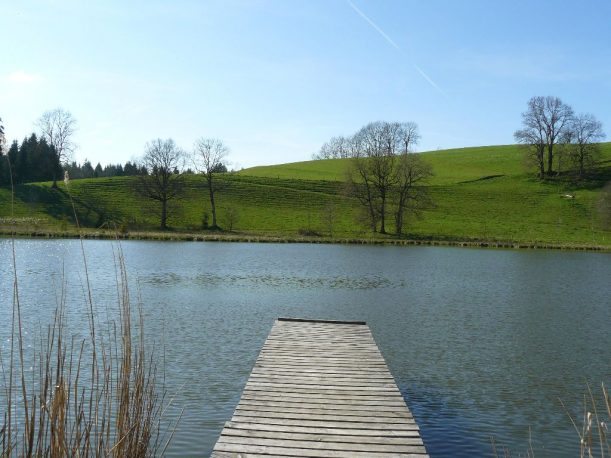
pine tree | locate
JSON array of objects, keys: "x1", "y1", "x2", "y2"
[{"x1": 94, "y1": 162, "x2": 103, "y2": 178}]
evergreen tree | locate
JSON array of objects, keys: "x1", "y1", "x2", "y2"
[
  {"x1": 82, "y1": 160, "x2": 94, "y2": 178},
  {"x1": 0, "y1": 117, "x2": 5, "y2": 156},
  {"x1": 5, "y1": 141, "x2": 19, "y2": 185},
  {"x1": 0, "y1": 117, "x2": 5, "y2": 186},
  {"x1": 124, "y1": 161, "x2": 139, "y2": 175},
  {"x1": 6, "y1": 134, "x2": 62, "y2": 184},
  {"x1": 14, "y1": 136, "x2": 30, "y2": 182}
]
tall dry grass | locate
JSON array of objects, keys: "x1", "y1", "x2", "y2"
[
  {"x1": 562, "y1": 383, "x2": 610, "y2": 458},
  {"x1": 492, "y1": 385, "x2": 610, "y2": 457},
  {"x1": 1, "y1": 157, "x2": 178, "y2": 457}
]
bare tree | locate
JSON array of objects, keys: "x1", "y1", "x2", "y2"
[
  {"x1": 137, "y1": 138, "x2": 185, "y2": 230},
  {"x1": 346, "y1": 121, "x2": 425, "y2": 234},
  {"x1": 361, "y1": 122, "x2": 400, "y2": 233},
  {"x1": 315, "y1": 136, "x2": 350, "y2": 159},
  {"x1": 566, "y1": 113, "x2": 605, "y2": 178},
  {"x1": 192, "y1": 138, "x2": 229, "y2": 229},
  {"x1": 321, "y1": 201, "x2": 338, "y2": 237},
  {"x1": 393, "y1": 153, "x2": 433, "y2": 235},
  {"x1": 36, "y1": 109, "x2": 77, "y2": 185},
  {"x1": 398, "y1": 122, "x2": 420, "y2": 154},
  {"x1": 315, "y1": 139, "x2": 332, "y2": 160},
  {"x1": 515, "y1": 96, "x2": 573, "y2": 178},
  {"x1": 346, "y1": 133, "x2": 378, "y2": 232},
  {"x1": 222, "y1": 206, "x2": 240, "y2": 232}
]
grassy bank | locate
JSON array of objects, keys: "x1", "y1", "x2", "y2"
[
  {"x1": 1, "y1": 227, "x2": 609, "y2": 252},
  {"x1": 1, "y1": 143, "x2": 610, "y2": 248}
]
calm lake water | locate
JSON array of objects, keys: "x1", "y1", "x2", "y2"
[{"x1": 1, "y1": 239, "x2": 610, "y2": 457}]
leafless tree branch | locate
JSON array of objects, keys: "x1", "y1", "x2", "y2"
[{"x1": 192, "y1": 138, "x2": 229, "y2": 229}]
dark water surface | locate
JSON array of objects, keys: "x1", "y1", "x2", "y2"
[{"x1": 1, "y1": 240, "x2": 610, "y2": 457}]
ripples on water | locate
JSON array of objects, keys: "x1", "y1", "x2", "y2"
[
  {"x1": 143, "y1": 272, "x2": 398, "y2": 290},
  {"x1": 1, "y1": 240, "x2": 610, "y2": 457}
]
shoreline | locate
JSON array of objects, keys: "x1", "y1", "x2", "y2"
[{"x1": 1, "y1": 228, "x2": 609, "y2": 252}]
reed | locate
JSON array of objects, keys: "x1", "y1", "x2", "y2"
[
  {"x1": 1, "y1": 156, "x2": 177, "y2": 457},
  {"x1": 561, "y1": 383, "x2": 610, "y2": 458}
]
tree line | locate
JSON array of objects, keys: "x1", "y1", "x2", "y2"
[
  {"x1": 0, "y1": 134, "x2": 61, "y2": 185},
  {"x1": 0, "y1": 138, "x2": 148, "y2": 185},
  {"x1": 64, "y1": 160, "x2": 148, "y2": 180},
  {"x1": 515, "y1": 96, "x2": 606, "y2": 179},
  {"x1": 0, "y1": 109, "x2": 151, "y2": 186}
]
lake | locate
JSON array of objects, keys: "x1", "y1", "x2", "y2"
[{"x1": 1, "y1": 239, "x2": 609, "y2": 457}]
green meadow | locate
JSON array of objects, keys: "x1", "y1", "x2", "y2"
[{"x1": 1, "y1": 143, "x2": 610, "y2": 248}]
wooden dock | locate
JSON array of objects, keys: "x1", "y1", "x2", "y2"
[{"x1": 211, "y1": 318, "x2": 428, "y2": 458}]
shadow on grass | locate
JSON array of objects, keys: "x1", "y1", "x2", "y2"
[
  {"x1": 13, "y1": 184, "x2": 118, "y2": 227},
  {"x1": 458, "y1": 174, "x2": 505, "y2": 184},
  {"x1": 535, "y1": 164, "x2": 611, "y2": 191}
]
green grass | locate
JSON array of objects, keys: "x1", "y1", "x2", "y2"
[
  {"x1": 1, "y1": 143, "x2": 610, "y2": 247},
  {"x1": 238, "y1": 144, "x2": 528, "y2": 185}
]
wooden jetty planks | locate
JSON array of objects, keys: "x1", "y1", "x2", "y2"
[{"x1": 211, "y1": 318, "x2": 428, "y2": 458}]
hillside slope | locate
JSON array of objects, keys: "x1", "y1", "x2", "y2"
[{"x1": 1, "y1": 144, "x2": 610, "y2": 247}]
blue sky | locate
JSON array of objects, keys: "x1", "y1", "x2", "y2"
[{"x1": 1, "y1": 0, "x2": 610, "y2": 169}]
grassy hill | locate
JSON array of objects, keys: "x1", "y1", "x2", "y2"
[
  {"x1": 242, "y1": 145, "x2": 542, "y2": 184},
  {"x1": 1, "y1": 144, "x2": 610, "y2": 248}
]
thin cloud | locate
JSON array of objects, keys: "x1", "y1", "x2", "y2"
[
  {"x1": 346, "y1": 0, "x2": 446, "y2": 96},
  {"x1": 6, "y1": 70, "x2": 44, "y2": 84}
]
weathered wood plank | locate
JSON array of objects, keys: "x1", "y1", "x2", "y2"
[
  {"x1": 239, "y1": 394, "x2": 408, "y2": 407},
  {"x1": 211, "y1": 319, "x2": 428, "y2": 457},
  {"x1": 223, "y1": 421, "x2": 422, "y2": 436},
  {"x1": 214, "y1": 442, "x2": 425, "y2": 457},
  {"x1": 277, "y1": 317, "x2": 368, "y2": 325},
  {"x1": 247, "y1": 375, "x2": 396, "y2": 385},
  {"x1": 245, "y1": 381, "x2": 400, "y2": 391},
  {"x1": 250, "y1": 367, "x2": 395, "y2": 378},
  {"x1": 220, "y1": 427, "x2": 424, "y2": 445},
  {"x1": 234, "y1": 405, "x2": 413, "y2": 419},
  {"x1": 230, "y1": 416, "x2": 416, "y2": 430},
  {"x1": 216, "y1": 435, "x2": 427, "y2": 454},
  {"x1": 233, "y1": 409, "x2": 415, "y2": 423},
  {"x1": 238, "y1": 399, "x2": 408, "y2": 410},
  {"x1": 240, "y1": 388, "x2": 406, "y2": 399}
]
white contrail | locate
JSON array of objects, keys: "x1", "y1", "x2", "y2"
[
  {"x1": 414, "y1": 64, "x2": 445, "y2": 95},
  {"x1": 346, "y1": 0, "x2": 446, "y2": 96},
  {"x1": 347, "y1": 0, "x2": 401, "y2": 52}
]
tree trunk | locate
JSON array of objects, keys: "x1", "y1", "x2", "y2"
[
  {"x1": 394, "y1": 192, "x2": 407, "y2": 236},
  {"x1": 363, "y1": 181, "x2": 377, "y2": 232},
  {"x1": 160, "y1": 200, "x2": 167, "y2": 230},
  {"x1": 208, "y1": 176, "x2": 217, "y2": 228},
  {"x1": 379, "y1": 193, "x2": 386, "y2": 234},
  {"x1": 395, "y1": 209, "x2": 403, "y2": 236},
  {"x1": 547, "y1": 144, "x2": 554, "y2": 176},
  {"x1": 536, "y1": 146, "x2": 545, "y2": 179},
  {"x1": 210, "y1": 191, "x2": 217, "y2": 228}
]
